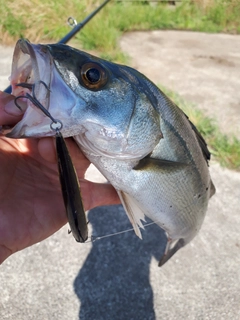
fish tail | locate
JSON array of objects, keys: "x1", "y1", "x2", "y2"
[{"x1": 158, "y1": 238, "x2": 185, "y2": 267}]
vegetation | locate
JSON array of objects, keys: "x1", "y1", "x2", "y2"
[
  {"x1": 0, "y1": 1, "x2": 239, "y2": 53},
  {"x1": 0, "y1": 0, "x2": 239, "y2": 170}
]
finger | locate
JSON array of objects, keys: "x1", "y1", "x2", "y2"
[
  {"x1": 0, "y1": 91, "x2": 24, "y2": 125},
  {"x1": 0, "y1": 245, "x2": 12, "y2": 265},
  {"x1": 65, "y1": 138, "x2": 91, "y2": 174},
  {"x1": 82, "y1": 181, "x2": 120, "y2": 211},
  {"x1": 38, "y1": 137, "x2": 90, "y2": 172},
  {"x1": 38, "y1": 137, "x2": 56, "y2": 163}
]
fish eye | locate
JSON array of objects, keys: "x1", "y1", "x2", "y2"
[{"x1": 81, "y1": 62, "x2": 108, "y2": 90}]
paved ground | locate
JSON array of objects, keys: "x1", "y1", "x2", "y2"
[{"x1": 1, "y1": 31, "x2": 240, "y2": 320}]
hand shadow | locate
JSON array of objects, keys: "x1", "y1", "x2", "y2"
[{"x1": 74, "y1": 205, "x2": 167, "y2": 320}]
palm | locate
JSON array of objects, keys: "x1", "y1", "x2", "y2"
[
  {"x1": 0, "y1": 137, "x2": 77, "y2": 259},
  {"x1": 0, "y1": 93, "x2": 119, "y2": 263}
]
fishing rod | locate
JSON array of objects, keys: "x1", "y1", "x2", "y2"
[
  {"x1": 59, "y1": 0, "x2": 111, "y2": 44},
  {"x1": 4, "y1": 0, "x2": 111, "y2": 93}
]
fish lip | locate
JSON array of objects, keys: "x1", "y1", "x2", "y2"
[
  {"x1": 11, "y1": 39, "x2": 52, "y2": 100},
  {"x1": 7, "y1": 39, "x2": 55, "y2": 138},
  {"x1": 6, "y1": 40, "x2": 80, "y2": 139}
]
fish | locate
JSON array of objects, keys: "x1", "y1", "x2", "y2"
[{"x1": 6, "y1": 39, "x2": 215, "y2": 266}]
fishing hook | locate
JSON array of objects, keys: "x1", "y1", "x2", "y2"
[
  {"x1": 16, "y1": 80, "x2": 51, "y2": 97},
  {"x1": 14, "y1": 81, "x2": 56, "y2": 124}
]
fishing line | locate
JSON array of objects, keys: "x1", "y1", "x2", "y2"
[{"x1": 84, "y1": 220, "x2": 161, "y2": 244}]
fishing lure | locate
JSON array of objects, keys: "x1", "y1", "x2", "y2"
[
  {"x1": 55, "y1": 128, "x2": 88, "y2": 242},
  {"x1": 15, "y1": 82, "x2": 88, "y2": 242}
]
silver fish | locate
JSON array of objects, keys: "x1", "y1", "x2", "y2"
[{"x1": 7, "y1": 39, "x2": 215, "y2": 266}]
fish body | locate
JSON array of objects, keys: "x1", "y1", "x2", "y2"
[{"x1": 7, "y1": 39, "x2": 215, "y2": 265}]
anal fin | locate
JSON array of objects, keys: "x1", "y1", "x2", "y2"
[{"x1": 117, "y1": 190, "x2": 146, "y2": 239}]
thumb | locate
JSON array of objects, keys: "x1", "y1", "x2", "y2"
[{"x1": 0, "y1": 91, "x2": 23, "y2": 125}]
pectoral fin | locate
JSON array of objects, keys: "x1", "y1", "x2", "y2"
[
  {"x1": 117, "y1": 190, "x2": 146, "y2": 239},
  {"x1": 134, "y1": 157, "x2": 187, "y2": 171}
]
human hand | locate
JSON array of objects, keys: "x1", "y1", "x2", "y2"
[{"x1": 0, "y1": 91, "x2": 119, "y2": 264}]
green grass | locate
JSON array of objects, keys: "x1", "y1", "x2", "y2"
[
  {"x1": 0, "y1": 0, "x2": 239, "y2": 60},
  {"x1": 161, "y1": 86, "x2": 240, "y2": 171}
]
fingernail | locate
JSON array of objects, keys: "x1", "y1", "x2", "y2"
[{"x1": 4, "y1": 100, "x2": 26, "y2": 116}]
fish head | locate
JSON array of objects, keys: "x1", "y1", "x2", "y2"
[{"x1": 7, "y1": 39, "x2": 162, "y2": 160}]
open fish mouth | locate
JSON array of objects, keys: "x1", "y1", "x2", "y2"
[
  {"x1": 7, "y1": 39, "x2": 78, "y2": 138},
  {"x1": 7, "y1": 39, "x2": 54, "y2": 137},
  {"x1": 11, "y1": 39, "x2": 52, "y2": 103}
]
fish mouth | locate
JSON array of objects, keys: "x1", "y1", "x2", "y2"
[
  {"x1": 11, "y1": 39, "x2": 52, "y2": 104},
  {"x1": 6, "y1": 39, "x2": 54, "y2": 138},
  {"x1": 6, "y1": 39, "x2": 78, "y2": 138}
]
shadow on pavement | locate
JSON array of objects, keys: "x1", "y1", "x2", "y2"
[{"x1": 74, "y1": 205, "x2": 167, "y2": 320}]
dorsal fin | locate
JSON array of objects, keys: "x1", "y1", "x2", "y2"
[{"x1": 185, "y1": 114, "x2": 211, "y2": 162}]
